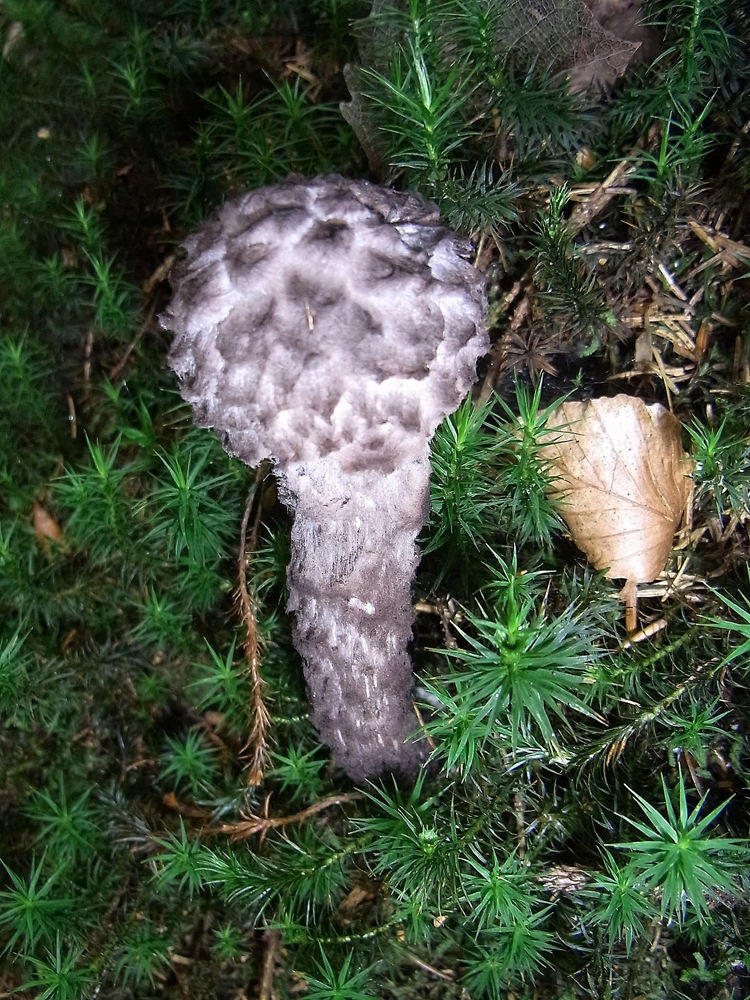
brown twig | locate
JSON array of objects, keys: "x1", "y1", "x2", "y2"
[
  {"x1": 66, "y1": 393, "x2": 77, "y2": 440},
  {"x1": 259, "y1": 929, "x2": 281, "y2": 1000},
  {"x1": 411, "y1": 701, "x2": 437, "y2": 754},
  {"x1": 142, "y1": 253, "x2": 176, "y2": 295},
  {"x1": 414, "y1": 597, "x2": 460, "y2": 649},
  {"x1": 401, "y1": 952, "x2": 455, "y2": 982},
  {"x1": 477, "y1": 277, "x2": 533, "y2": 403},
  {"x1": 514, "y1": 790, "x2": 527, "y2": 860},
  {"x1": 210, "y1": 792, "x2": 363, "y2": 843},
  {"x1": 238, "y1": 465, "x2": 273, "y2": 785},
  {"x1": 162, "y1": 791, "x2": 212, "y2": 819},
  {"x1": 109, "y1": 302, "x2": 157, "y2": 381},
  {"x1": 619, "y1": 578, "x2": 639, "y2": 634},
  {"x1": 567, "y1": 159, "x2": 637, "y2": 234},
  {"x1": 681, "y1": 750, "x2": 707, "y2": 796},
  {"x1": 83, "y1": 326, "x2": 94, "y2": 390}
]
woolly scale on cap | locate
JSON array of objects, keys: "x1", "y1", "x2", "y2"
[{"x1": 163, "y1": 175, "x2": 488, "y2": 780}]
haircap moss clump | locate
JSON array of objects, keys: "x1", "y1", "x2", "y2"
[{"x1": 163, "y1": 175, "x2": 488, "y2": 781}]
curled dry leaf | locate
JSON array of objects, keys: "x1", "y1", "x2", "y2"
[
  {"x1": 32, "y1": 501, "x2": 66, "y2": 550},
  {"x1": 540, "y1": 395, "x2": 691, "y2": 627}
]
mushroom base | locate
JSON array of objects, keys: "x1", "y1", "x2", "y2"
[{"x1": 280, "y1": 454, "x2": 431, "y2": 782}]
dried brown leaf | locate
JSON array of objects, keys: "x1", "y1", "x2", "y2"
[
  {"x1": 541, "y1": 396, "x2": 691, "y2": 592},
  {"x1": 32, "y1": 502, "x2": 66, "y2": 549}
]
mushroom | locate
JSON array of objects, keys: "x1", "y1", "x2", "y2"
[{"x1": 162, "y1": 175, "x2": 488, "y2": 781}]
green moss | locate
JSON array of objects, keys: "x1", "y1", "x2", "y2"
[{"x1": 1, "y1": 0, "x2": 749, "y2": 996}]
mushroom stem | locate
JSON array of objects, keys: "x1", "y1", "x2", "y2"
[{"x1": 281, "y1": 454, "x2": 430, "y2": 780}]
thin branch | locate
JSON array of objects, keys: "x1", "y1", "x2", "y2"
[
  {"x1": 162, "y1": 791, "x2": 212, "y2": 819},
  {"x1": 477, "y1": 270, "x2": 533, "y2": 403},
  {"x1": 210, "y1": 792, "x2": 364, "y2": 843},
  {"x1": 109, "y1": 302, "x2": 157, "y2": 381},
  {"x1": 238, "y1": 464, "x2": 273, "y2": 785},
  {"x1": 567, "y1": 158, "x2": 636, "y2": 234},
  {"x1": 401, "y1": 952, "x2": 455, "y2": 981},
  {"x1": 259, "y1": 929, "x2": 281, "y2": 1000},
  {"x1": 411, "y1": 701, "x2": 437, "y2": 753},
  {"x1": 514, "y1": 789, "x2": 527, "y2": 860}
]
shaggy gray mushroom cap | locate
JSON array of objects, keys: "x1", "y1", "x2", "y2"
[
  {"x1": 163, "y1": 175, "x2": 488, "y2": 780},
  {"x1": 164, "y1": 175, "x2": 487, "y2": 474}
]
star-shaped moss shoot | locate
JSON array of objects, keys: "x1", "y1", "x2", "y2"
[{"x1": 163, "y1": 175, "x2": 488, "y2": 781}]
